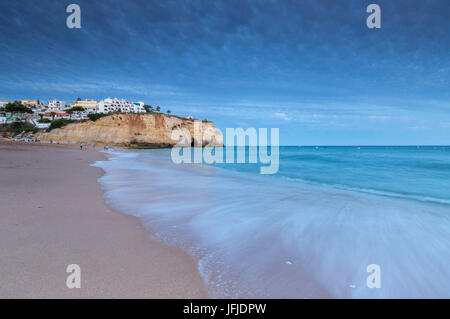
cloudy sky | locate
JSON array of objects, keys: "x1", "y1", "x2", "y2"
[{"x1": 0, "y1": 0, "x2": 449, "y2": 145}]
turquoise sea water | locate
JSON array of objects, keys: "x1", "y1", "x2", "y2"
[
  {"x1": 93, "y1": 146, "x2": 450, "y2": 298},
  {"x1": 216, "y1": 146, "x2": 450, "y2": 204}
]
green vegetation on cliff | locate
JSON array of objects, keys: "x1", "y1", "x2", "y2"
[
  {"x1": 87, "y1": 113, "x2": 109, "y2": 122},
  {"x1": 47, "y1": 119, "x2": 76, "y2": 132},
  {"x1": 0, "y1": 121, "x2": 37, "y2": 135}
]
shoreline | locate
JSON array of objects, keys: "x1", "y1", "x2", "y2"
[
  {"x1": 94, "y1": 146, "x2": 450, "y2": 298},
  {"x1": 0, "y1": 141, "x2": 207, "y2": 298}
]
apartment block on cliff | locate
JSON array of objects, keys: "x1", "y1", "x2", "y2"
[
  {"x1": 98, "y1": 98, "x2": 146, "y2": 113},
  {"x1": 132, "y1": 101, "x2": 146, "y2": 113}
]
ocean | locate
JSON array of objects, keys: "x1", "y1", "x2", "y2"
[{"x1": 93, "y1": 146, "x2": 450, "y2": 298}]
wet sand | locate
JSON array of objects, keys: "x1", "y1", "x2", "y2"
[{"x1": 0, "y1": 141, "x2": 207, "y2": 298}]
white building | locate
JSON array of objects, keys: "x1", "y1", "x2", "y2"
[
  {"x1": 132, "y1": 101, "x2": 146, "y2": 113},
  {"x1": 98, "y1": 98, "x2": 146, "y2": 113},
  {"x1": 48, "y1": 100, "x2": 66, "y2": 111}
]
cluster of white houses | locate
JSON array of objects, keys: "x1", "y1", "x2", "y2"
[
  {"x1": 0, "y1": 98, "x2": 149, "y2": 127},
  {"x1": 2, "y1": 98, "x2": 146, "y2": 113},
  {"x1": 1, "y1": 98, "x2": 146, "y2": 120},
  {"x1": 47, "y1": 98, "x2": 146, "y2": 114}
]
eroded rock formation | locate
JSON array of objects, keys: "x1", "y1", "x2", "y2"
[{"x1": 33, "y1": 114, "x2": 223, "y2": 148}]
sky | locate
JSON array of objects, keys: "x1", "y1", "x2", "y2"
[{"x1": 0, "y1": 0, "x2": 449, "y2": 145}]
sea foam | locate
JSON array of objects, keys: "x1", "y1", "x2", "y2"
[{"x1": 93, "y1": 147, "x2": 450, "y2": 298}]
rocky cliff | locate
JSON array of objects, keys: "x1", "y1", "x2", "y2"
[{"x1": 33, "y1": 114, "x2": 223, "y2": 148}]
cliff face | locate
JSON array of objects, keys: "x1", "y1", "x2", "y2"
[{"x1": 34, "y1": 114, "x2": 223, "y2": 148}]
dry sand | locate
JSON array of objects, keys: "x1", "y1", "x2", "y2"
[{"x1": 0, "y1": 141, "x2": 207, "y2": 298}]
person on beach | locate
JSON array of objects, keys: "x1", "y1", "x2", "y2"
[
  {"x1": 93, "y1": 143, "x2": 96, "y2": 151},
  {"x1": 80, "y1": 142, "x2": 83, "y2": 150}
]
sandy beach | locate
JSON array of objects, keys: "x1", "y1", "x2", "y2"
[{"x1": 0, "y1": 141, "x2": 207, "y2": 298}]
